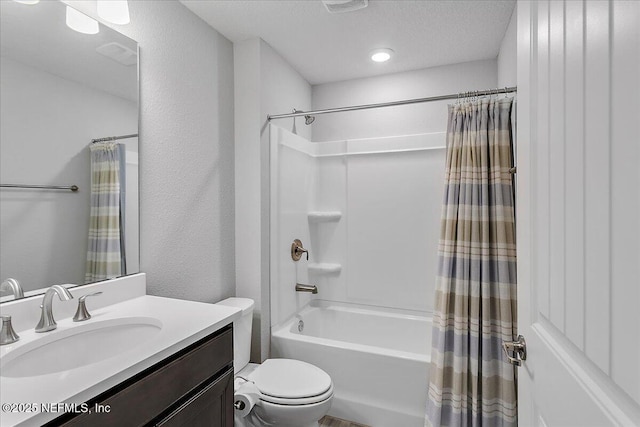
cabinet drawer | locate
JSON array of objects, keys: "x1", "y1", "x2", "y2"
[
  {"x1": 155, "y1": 367, "x2": 233, "y2": 427},
  {"x1": 60, "y1": 328, "x2": 232, "y2": 427}
]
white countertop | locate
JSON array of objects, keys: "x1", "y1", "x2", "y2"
[{"x1": 0, "y1": 294, "x2": 240, "y2": 427}]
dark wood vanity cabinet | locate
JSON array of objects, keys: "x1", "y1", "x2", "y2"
[{"x1": 47, "y1": 325, "x2": 234, "y2": 427}]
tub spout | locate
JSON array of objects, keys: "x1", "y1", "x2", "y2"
[{"x1": 295, "y1": 283, "x2": 318, "y2": 294}]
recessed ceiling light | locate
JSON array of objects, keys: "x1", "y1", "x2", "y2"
[
  {"x1": 12, "y1": 0, "x2": 40, "y2": 4},
  {"x1": 370, "y1": 48, "x2": 394, "y2": 63}
]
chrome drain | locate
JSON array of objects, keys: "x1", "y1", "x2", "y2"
[{"x1": 297, "y1": 319, "x2": 304, "y2": 332}]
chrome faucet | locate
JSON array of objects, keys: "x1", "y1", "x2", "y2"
[
  {"x1": 295, "y1": 283, "x2": 318, "y2": 294},
  {"x1": 1, "y1": 278, "x2": 24, "y2": 300},
  {"x1": 35, "y1": 285, "x2": 73, "y2": 333}
]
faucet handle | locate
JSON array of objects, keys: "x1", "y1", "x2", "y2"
[
  {"x1": 0, "y1": 315, "x2": 20, "y2": 345},
  {"x1": 73, "y1": 292, "x2": 103, "y2": 322},
  {"x1": 291, "y1": 239, "x2": 309, "y2": 261}
]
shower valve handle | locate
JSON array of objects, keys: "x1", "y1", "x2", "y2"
[{"x1": 291, "y1": 239, "x2": 309, "y2": 261}]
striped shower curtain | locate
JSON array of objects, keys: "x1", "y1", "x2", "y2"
[
  {"x1": 425, "y1": 98, "x2": 517, "y2": 427},
  {"x1": 85, "y1": 142, "x2": 125, "y2": 282}
]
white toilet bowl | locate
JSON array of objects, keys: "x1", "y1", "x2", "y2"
[
  {"x1": 234, "y1": 360, "x2": 333, "y2": 427},
  {"x1": 216, "y1": 298, "x2": 333, "y2": 426}
]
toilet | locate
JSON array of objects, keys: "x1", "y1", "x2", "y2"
[{"x1": 216, "y1": 298, "x2": 333, "y2": 427}]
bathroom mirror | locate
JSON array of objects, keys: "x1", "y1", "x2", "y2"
[{"x1": 0, "y1": 0, "x2": 139, "y2": 300}]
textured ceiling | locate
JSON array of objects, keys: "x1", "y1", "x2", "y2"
[{"x1": 180, "y1": 0, "x2": 516, "y2": 85}]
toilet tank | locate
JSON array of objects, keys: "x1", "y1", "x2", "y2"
[{"x1": 215, "y1": 297, "x2": 254, "y2": 374}]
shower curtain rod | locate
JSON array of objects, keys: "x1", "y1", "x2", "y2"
[
  {"x1": 267, "y1": 86, "x2": 517, "y2": 121},
  {"x1": 91, "y1": 133, "x2": 138, "y2": 143}
]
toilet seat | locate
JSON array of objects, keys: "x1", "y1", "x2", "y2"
[
  {"x1": 246, "y1": 359, "x2": 333, "y2": 406},
  {"x1": 258, "y1": 384, "x2": 334, "y2": 406}
]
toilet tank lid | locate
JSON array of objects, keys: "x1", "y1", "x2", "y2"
[{"x1": 217, "y1": 297, "x2": 254, "y2": 315}]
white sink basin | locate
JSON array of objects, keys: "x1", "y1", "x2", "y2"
[{"x1": 1, "y1": 317, "x2": 162, "y2": 378}]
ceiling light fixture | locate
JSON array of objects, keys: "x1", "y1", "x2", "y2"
[
  {"x1": 370, "y1": 48, "x2": 394, "y2": 63},
  {"x1": 12, "y1": 0, "x2": 40, "y2": 4},
  {"x1": 97, "y1": 0, "x2": 130, "y2": 25},
  {"x1": 66, "y1": 6, "x2": 99, "y2": 35}
]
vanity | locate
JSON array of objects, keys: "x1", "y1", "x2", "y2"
[
  {"x1": 0, "y1": 274, "x2": 240, "y2": 427},
  {"x1": 51, "y1": 325, "x2": 233, "y2": 427}
]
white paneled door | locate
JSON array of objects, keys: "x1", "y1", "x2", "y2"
[{"x1": 516, "y1": 1, "x2": 640, "y2": 426}]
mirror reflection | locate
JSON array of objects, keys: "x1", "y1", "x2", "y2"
[{"x1": 0, "y1": 0, "x2": 139, "y2": 300}]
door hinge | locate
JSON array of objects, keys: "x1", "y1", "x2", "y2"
[{"x1": 502, "y1": 335, "x2": 527, "y2": 366}]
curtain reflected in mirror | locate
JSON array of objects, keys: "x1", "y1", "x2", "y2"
[{"x1": 85, "y1": 142, "x2": 126, "y2": 282}]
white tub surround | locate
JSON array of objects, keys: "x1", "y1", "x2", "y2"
[
  {"x1": 0, "y1": 274, "x2": 241, "y2": 427},
  {"x1": 272, "y1": 300, "x2": 431, "y2": 427},
  {"x1": 270, "y1": 128, "x2": 445, "y2": 329}
]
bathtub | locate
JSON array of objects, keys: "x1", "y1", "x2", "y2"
[{"x1": 271, "y1": 300, "x2": 431, "y2": 427}]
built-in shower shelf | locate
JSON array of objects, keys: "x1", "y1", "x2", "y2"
[
  {"x1": 308, "y1": 211, "x2": 342, "y2": 223},
  {"x1": 308, "y1": 263, "x2": 342, "y2": 275}
]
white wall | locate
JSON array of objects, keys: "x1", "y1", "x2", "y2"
[
  {"x1": 234, "y1": 40, "x2": 262, "y2": 360},
  {"x1": 311, "y1": 59, "x2": 497, "y2": 142},
  {"x1": 66, "y1": 0, "x2": 236, "y2": 303},
  {"x1": 269, "y1": 127, "x2": 316, "y2": 327},
  {"x1": 342, "y1": 135, "x2": 445, "y2": 312},
  {"x1": 234, "y1": 38, "x2": 311, "y2": 361},
  {"x1": 497, "y1": 5, "x2": 517, "y2": 149},
  {"x1": 123, "y1": 141, "x2": 139, "y2": 275},
  {"x1": 498, "y1": 4, "x2": 517, "y2": 88},
  {"x1": 0, "y1": 57, "x2": 136, "y2": 291}
]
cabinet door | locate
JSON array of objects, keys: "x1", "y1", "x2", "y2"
[
  {"x1": 156, "y1": 368, "x2": 234, "y2": 427},
  {"x1": 52, "y1": 328, "x2": 233, "y2": 427}
]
